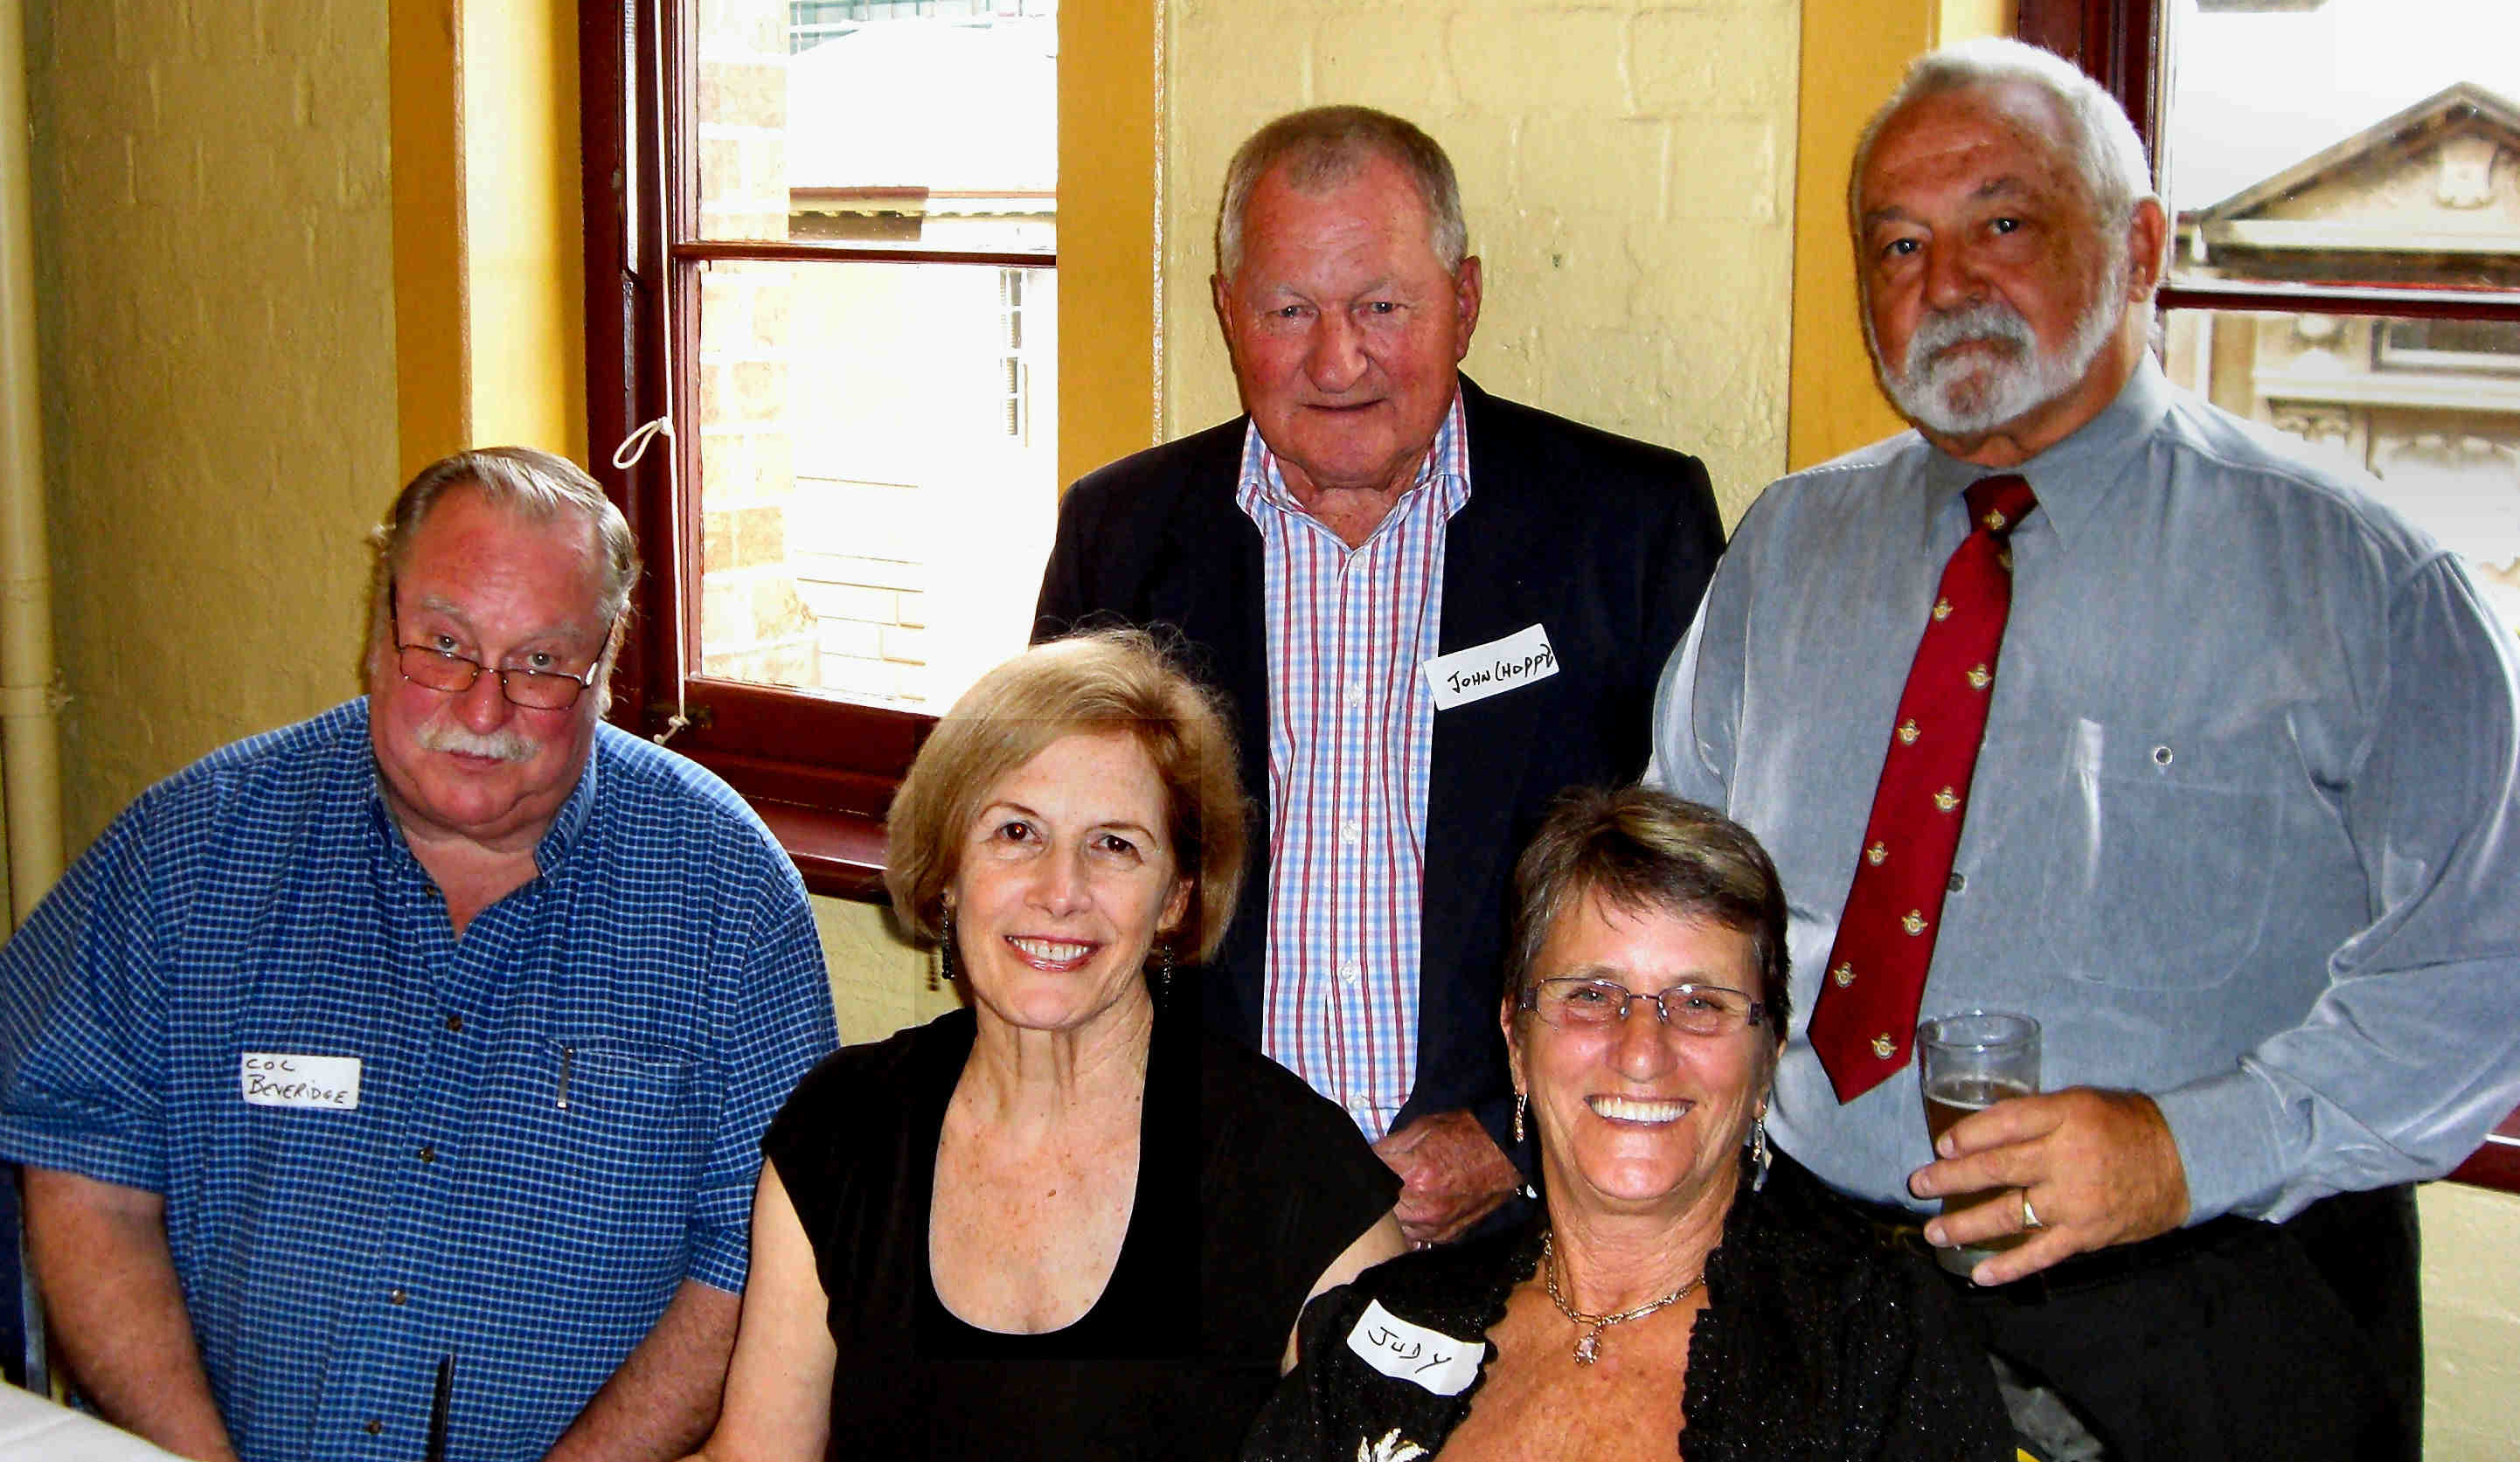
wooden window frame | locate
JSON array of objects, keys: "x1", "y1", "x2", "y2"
[
  {"x1": 2016, "y1": 0, "x2": 2520, "y2": 1190},
  {"x1": 580, "y1": 0, "x2": 1064, "y2": 902}
]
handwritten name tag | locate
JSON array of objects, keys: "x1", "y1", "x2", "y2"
[
  {"x1": 1344, "y1": 1299, "x2": 1482, "y2": 1396},
  {"x1": 240, "y1": 1053, "x2": 362, "y2": 1112},
  {"x1": 1422, "y1": 624, "x2": 1558, "y2": 711}
]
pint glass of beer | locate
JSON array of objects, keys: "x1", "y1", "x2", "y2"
[{"x1": 1917, "y1": 1011, "x2": 2039, "y2": 1275}]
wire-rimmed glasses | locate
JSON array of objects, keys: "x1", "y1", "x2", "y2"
[
  {"x1": 389, "y1": 596, "x2": 599, "y2": 711},
  {"x1": 1518, "y1": 977, "x2": 1767, "y2": 1038}
]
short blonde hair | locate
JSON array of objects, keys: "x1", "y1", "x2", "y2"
[{"x1": 885, "y1": 630, "x2": 1247, "y2": 965}]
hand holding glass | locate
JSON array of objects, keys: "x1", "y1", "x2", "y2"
[{"x1": 1917, "y1": 1011, "x2": 2039, "y2": 1274}]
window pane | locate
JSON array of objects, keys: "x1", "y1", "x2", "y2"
[
  {"x1": 691, "y1": 0, "x2": 1057, "y2": 253},
  {"x1": 2160, "y1": 0, "x2": 2520, "y2": 295},
  {"x1": 696, "y1": 259, "x2": 1059, "y2": 707},
  {"x1": 2162, "y1": 307, "x2": 2520, "y2": 633}
]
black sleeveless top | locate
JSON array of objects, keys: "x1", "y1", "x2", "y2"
[{"x1": 763, "y1": 996, "x2": 1399, "y2": 1459}]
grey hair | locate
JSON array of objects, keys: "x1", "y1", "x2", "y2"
[
  {"x1": 368, "y1": 447, "x2": 641, "y2": 642},
  {"x1": 1504, "y1": 786, "x2": 1791, "y2": 1040},
  {"x1": 1850, "y1": 38, "x2": 2160, "y2": 295},
  {"x1": 1214, "y1": 106, "x2": 1468, "y2": 280}
]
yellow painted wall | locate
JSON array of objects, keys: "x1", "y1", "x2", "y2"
[
  {"x1": 392, "y1": 0, "x2": 466, "y2": 473},
  {"x1": 2421, "y1": 1181, "x2": 2520, "y2": 1461},
  {"x1": 461, "y1": 0, "x2": 589, "y2": 464},
  {"x1": 1160, "y1": 0, "x2": 1803, "y2": 523},
  {"x1": 1058, "y1": 0, "x2": 1162, "y2": 487},
  {"x1": 26, "y1": 0, "x2": 399, "y2": 849}
]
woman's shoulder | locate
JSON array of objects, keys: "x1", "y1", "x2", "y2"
[
  {"x1": 1196, "y1": 1029, "x2": 1350, "y2": 1133},
  {"x1": 1345, "y1": 1221, "x2": 1535, "y2": 1334},
  {"x1": 1724, "y1": 1150, "x2": 1920, "y2": 1281},
  {"x1": 1191, "y1": 1029, "x2": 1402, "y2": 1213},
  {"x1": 768, "y1": 1008, "x2": 975, "y2": 1153}
]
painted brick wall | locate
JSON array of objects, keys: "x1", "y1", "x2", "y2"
[
  {"x1": 27, "y1": 0, "x2": 399, "y2": 847},
  {"x1": 2420, "y1": 1181, "x2": 2520, "y2": 1461},
  {"x1": 1159, "y1": 0, "x2": 1802, "y2": 521}
]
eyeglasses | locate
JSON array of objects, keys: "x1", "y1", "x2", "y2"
[
  {"x1": 390, "y1": 593, "x2": 600, "y2": 711},
  {"x1": 1518, "y1": 977, "x2": 1767, "y2": 1038}
]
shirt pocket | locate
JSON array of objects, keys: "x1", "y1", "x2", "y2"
[
  {"x1": 552, "y1": 1039, "x2": 695, "y2": 1125},
  {"x1": 543, "y1": 1039, "x2": 705, "y2": 1257},
  {"x1": 2031, "y1": 718, "x2": 2278, "y2": 991}
]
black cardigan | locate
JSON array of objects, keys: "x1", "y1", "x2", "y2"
[{"x1": 1242, "y1": 1154, "x2": 2014, "y2": 1462}]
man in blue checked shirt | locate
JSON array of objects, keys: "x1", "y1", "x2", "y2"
[{"x1": 0, "y1": 447, "x2": 836, "y2": 1462}]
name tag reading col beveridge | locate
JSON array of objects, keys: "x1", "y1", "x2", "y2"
[
  {"x1": 240, "y1": 1053, "x2": 362, "y2": 1112},
  {"x1": 1345, "y1": 1299, "x2": 1482, "y2": 1396},
  {"x1": 1421, "y1": 623, "x2": 1558, "y2": 711}
]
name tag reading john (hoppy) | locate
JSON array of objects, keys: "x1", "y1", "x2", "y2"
[
  {"x1": 1422, "y1": 624, "x2": 1558, "y2": 711},
  {"x1": 1345, "y1": 1299, "x2": 1482, "y2": 1396},
  {"x1": 240, "y1": 1053, "x2": 362, "y2": 1112}
]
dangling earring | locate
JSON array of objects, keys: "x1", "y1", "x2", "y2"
[
  {"x1": 1749, "y1": 1110, "x2": 1772, "y2": 1193},
  {"x1": 1513, "y1": 1090, "x2": 1528, "y2": 1146},
  {"x1": 1156, "y1": 940, "x2": 1175, "y2": 997},
  {"x1": 938, "y1": 907, "x2": 959, "y2": 983}
]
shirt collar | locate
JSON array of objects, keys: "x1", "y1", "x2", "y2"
[
  {"x1": 1922, "y1": 355, "x2": 2175, "y2": 548},
  {"x1": 1235, "y1": 387, "x2": 1475, "y2": 530}
]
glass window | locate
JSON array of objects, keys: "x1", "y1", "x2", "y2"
[
  {"x1": 684, "y1": 0, "x2": 1059, "y2": 713},
  {"x1": 2160, "y1": 0, "x2": 2520, "y2": 297},
  {"x1": 2135, "y1": 0, "x2": 2520, "y2": 634}
]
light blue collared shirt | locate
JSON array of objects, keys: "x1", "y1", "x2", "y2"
[{"x1": 1652, "y1": 357, "x2": 2520, "y2": 1223}]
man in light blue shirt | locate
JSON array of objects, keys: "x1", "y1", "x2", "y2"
[
  {"x1": 1652, "y1": 38, "x2": 2520, "y2": 1462},
  {"x1": 1, "y1": 449, "x2": 835, "y2": 1462}
]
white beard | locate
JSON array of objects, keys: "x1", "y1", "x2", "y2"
[{"x1": 1880, "y1": 267, "x2": 2126, "y2": 438}]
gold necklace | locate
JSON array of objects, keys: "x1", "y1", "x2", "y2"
[{"x1": 1539, "y1": 1230, "x2": 1704, "y2": 1366}]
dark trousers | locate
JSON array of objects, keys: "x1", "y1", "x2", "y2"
[{"x1": 1949, "y1": 1185, "x2": 2420, "y2": 1462}]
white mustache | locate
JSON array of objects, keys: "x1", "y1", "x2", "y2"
[
  {"x1": 1903, "y1": 300, "x2": 2036, "y2": 374},
  {"x1": 414, "y1": 721, "x2": 537, "y2": 762}
]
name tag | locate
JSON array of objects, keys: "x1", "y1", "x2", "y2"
[
  {"x1": 240, "y1": 1053, "x2": 362, "y2": 1112},
  {"x1": 1422, "y1": 624, "x2": 1558, "y2": 710},
  {"x1": 1344, "y1": 1299, "x2": 1482, "y2": 1396}
]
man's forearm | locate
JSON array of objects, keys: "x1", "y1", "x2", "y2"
[
  {"x1": 544, "y1": 1278, "x2": 740, "y2": 1462},
  {"x1": 21, "y1": 1168, "x2": 238, "y2": 1462}
]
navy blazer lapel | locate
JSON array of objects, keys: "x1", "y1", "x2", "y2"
[
  {"x1": 1420, "y1": 380, "x2": 1556, "y2": 1043},
  {"x1": 1156, "y1": 429, "x2": 1276, "y2": 1043}
]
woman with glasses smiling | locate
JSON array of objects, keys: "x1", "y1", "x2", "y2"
[{"x1": 1245, "y1": 788, "x2": 2011, "y2": 1462}]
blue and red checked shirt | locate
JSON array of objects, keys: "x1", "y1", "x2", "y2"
[
  {"x1": 0, "y1": 699, "x2": 836, "y2": 1462},
  {"x1": 1238, "y1": 393, "x2": 1471, "y2": 1140}
]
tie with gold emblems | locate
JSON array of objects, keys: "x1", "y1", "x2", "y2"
[{"x1": 1808, "y1": 475, "x2": 2038, "y2": 1103}]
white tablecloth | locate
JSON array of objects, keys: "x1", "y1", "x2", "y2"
[{"x1": 0, "y1": 1383, "x2": 184, "y2": 1460}]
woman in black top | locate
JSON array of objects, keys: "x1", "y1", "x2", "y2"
[
  {"x1": 1244, "y1": 789, "x2": 2010, "y2": 1462},
  {"x1": 688, "y1": 631, "x2": 1404, "y2": 1462}
]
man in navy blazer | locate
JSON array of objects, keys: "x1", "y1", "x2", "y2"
[{"x1": 1035, "y1": 107, "x2": 1725, "y2": 1243}]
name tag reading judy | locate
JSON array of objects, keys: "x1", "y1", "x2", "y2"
[
  {"x1": 240, "y1": 1053, "x2": 362, "y2": 1112},
  {"x1": 1345, "y1": 1299, "x2": 1482, "y2": 1396},
  {"x1": 1422, "y1": 624, "x2": 1558, "y2": 711}
]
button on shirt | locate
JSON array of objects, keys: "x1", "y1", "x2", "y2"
[
  {"x1": 1653, "y1": 358, "x2": 2520, "y2": 1223},
  {"x1": 1241, "y1": 393, "x2": 1472, "y2": 1140},
  {"x1": 0, "y1": 700, "x2": 837, "y2": 1462}
]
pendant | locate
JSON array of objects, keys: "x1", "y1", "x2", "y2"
[{"x1": 1572, "y1": 1327, "x2": 1602, "y2": 1365}]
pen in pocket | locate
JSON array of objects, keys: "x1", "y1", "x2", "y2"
[
  {"x1": 556, "y1": 1044, "x2": 573, "y2": 1111},
  {"x1": 424, "y1": 1352, "x2": 455, "y2": 1462}
]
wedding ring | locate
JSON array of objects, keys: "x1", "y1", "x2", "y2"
[{"x1": 2020, "y1": 1190, "x2": 2044, "y2": 1230}]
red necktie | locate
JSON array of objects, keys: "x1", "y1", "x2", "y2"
[{"x1": 1808, "y1": 475, "x2": 2038, "y2": 1103}]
